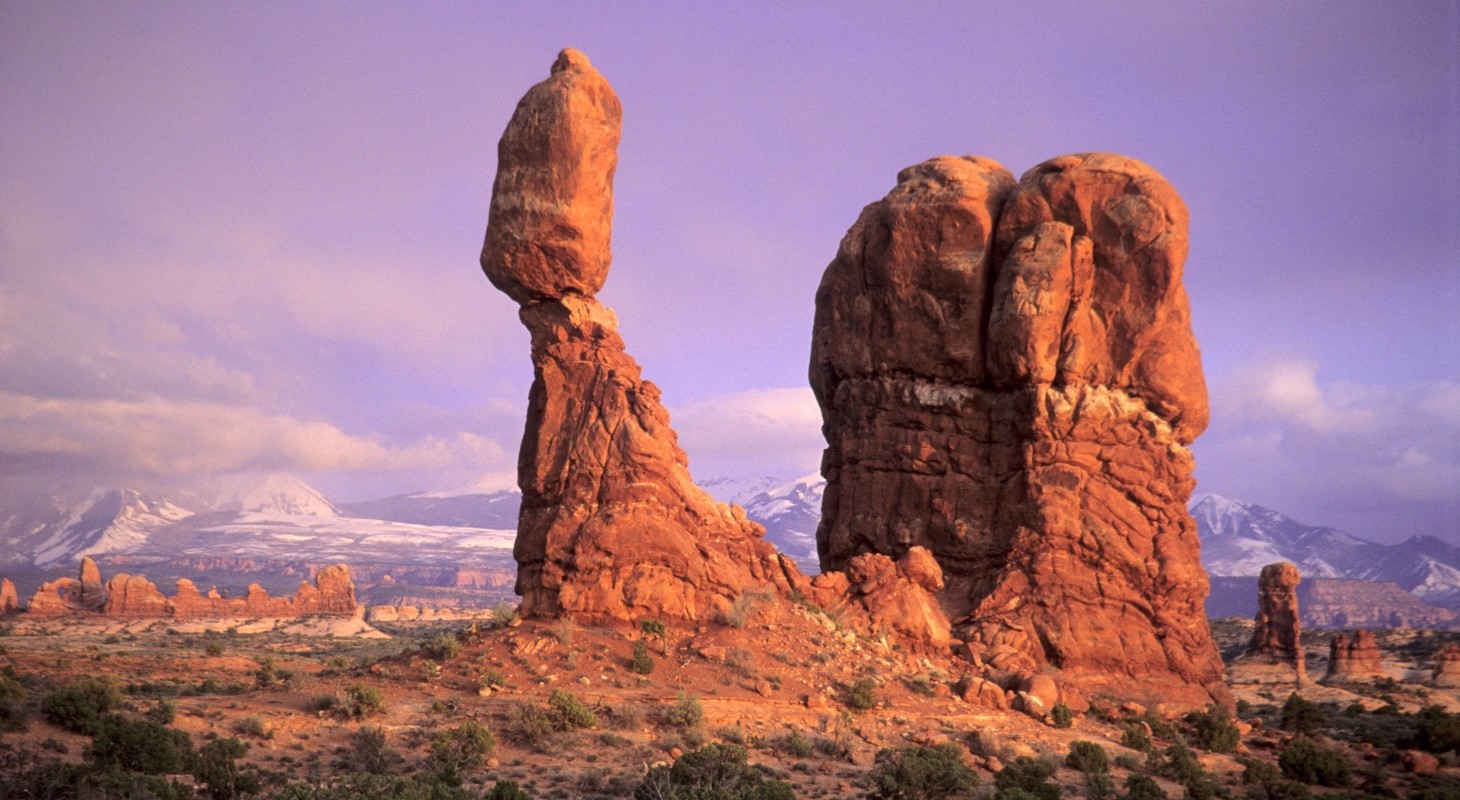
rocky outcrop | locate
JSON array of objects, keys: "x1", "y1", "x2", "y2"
[
  {"x1": 811, "y1": 153, "x2": 1225, "y2": 706},
  {"x1": 25, "y1": 559, "x2": 104, "y2": 616},
  {"x1": 24, "y1": 561, "x2": 357, "y2": 619},
  {"x1": 1433, "y1": 645, "x2": 1460, "y2": 688},
  {"x1": 0, "y1": 578, "x2": 18, "y2": 613},
  {"x1": 1235, "y1": 563, "x2": 1307, "y2": 684},
  {"x1": 79, "y1": 557, "x2": 105, "y2": 610},
  {"x1": 805, "y1": 547, "x2": 950, "y2": 652},
  {"x1": 103, "y1": 573, "x2": 169, "y2": 616},
  {"x1": 481, "y1": 50, "x2": 802, "y2": 621},
  {"x1": 1323, "y1": 630, "x2": 1385, "y2": 683},
  {"x1": 1300, "y1": 579, "x2": 1460, "y2": 630}
]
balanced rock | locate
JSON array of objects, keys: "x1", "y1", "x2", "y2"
[
  {"x1": 0, "y1": 578, "x2": 17, "y2": 613},
  {"x1": 1240, "y1": 562, "x2": 1307, "y2": 683},
  {"x1": 811, "y1": 153, "x2": 1225, "y2": 706},
  {"x1": 1323, "y1": 630, "x2": 1385, "y2": 683},
  {"x1": 482, "y1": 50, "x2": 801, "y2": 621},
  {"x1": 1434, "y1": 644, "x2": 1460, "y2": 688}
]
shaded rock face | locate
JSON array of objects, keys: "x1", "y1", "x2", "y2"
[
  {"x1": 1244, "y1": 562, "x2": 1307, "y2": 682},
  {"x1": 482, "y1": 50, "x2": 801, "y2": 621},
  {"x1": 1323, "y1": 630, "x2": 1385, "y2": 683},
  {"x1": 811, "y1": 153, "x2": 1224, "y2": 705},
  {"x1": 1434, "y1": 645, "x2": 1460, "y2": 688},
  {"x1": 79, "y1": 557, "x2": 105, "y2": 609}
]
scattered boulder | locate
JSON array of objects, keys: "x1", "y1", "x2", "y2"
[
  {"x1": 1323, "y1": 630, "x2": 1385, "y2": 683},
  {"x1": 811, "y1": 152, "x2": 1226, "y2": 707},
  {"x1": 481, "y1": 49, "x2": 803, "y2": 621},
  {"x1": 1433, "y1": 644, "x2": 1460, "y2": 688},
  {"x1": 1237, "y1": 562, "x2": 1307, "y2": 684}
]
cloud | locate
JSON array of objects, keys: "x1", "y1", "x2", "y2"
[
  {"x1": 0, "y1": 390, "x2": 510, "y2": 481},
  {"x1": 1196, "y1": 358, "x2": 1459, "y2": 542},
  {"x1": 671, "y1": 387, "x2": 824, "y2": 481}
]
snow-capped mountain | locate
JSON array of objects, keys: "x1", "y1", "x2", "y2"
[
  {"x1": 6, "y1": 488, "x2": 195, "y2": 567},
  {"x1": 341, "y1": 489, "x2": 521, "y2": 530},
  {"x1": 208, "y1": 472, "x2": 341, "y2": 517},
  {"x1": 1193, "y1": 495, "x2": 1460, "y2": 608},
  {"x1": 725, "y1": 474, "x2": 824, "y2": 571}
]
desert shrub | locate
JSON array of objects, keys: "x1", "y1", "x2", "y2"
[
  {"x1": 486, "y1": 780, "x2": 531, "y2": 800},
  {"x1": 1085, "y1": 772, "x2": 1116, "y2": 800},
  {"x1": 548, "y1": 688, "x2": 597, "y2": 730},
  {"x1": 1279, "y1": 693, "x2": 1327, "y2": 735},
  {"x1": 664, "y1": 692, "x2": 705, "y2": 728},
  {"x1": 777, "y1": 730, "x2": 815, "y2": 759},
  {"x1": 1241, "y1": 758, "x2": 1313, "y2": 800},
  {"x1": 334, "y1": 684, "x2": 388, "y2": 720},
  {"x1": 1122, "y1": 774, "x2": 1167, "y2": 800},
  {"x1": 993, "y1": 756, "x2": 1059, "y2": 800},
  {"x1": 865, "y1": 742, "x2": 978, "y2": 800},
  {"x1": 0, "y1": 751, "x2": 193, "y2": 800},
  {"x1": 1120, "y1": 723, "x2": 1153, "y2": 753},
  {"x1": 0, "y1": 673, "x2": 28, "y2": 731},
  {"x1": 423, "y1": 632, "x2": 462, "y2": 661},
  {"x1": 1066, "y1": 740, "x2": 1109, "y2": 774},
  {"x1": 641, "y1": 619, "x2": 668, "y2": 639},
  {"x1": 41, "y1": 676, "x2": 122, "y2": 735},
  {"x1": 720, "y1": 589, "x2": 773, "y2": 629},
  {"x1": 276, "y1": 772, "x2": 472, "y2": 799},
  {"x1": 634, "y1": 742, "x2": 793, "y2": 800},
  {"x1": 505, "y1": 701, "x2": 555, "y2": 747},
  {"x1": 1049, "y1": 702, "x2": 1074, "y2": 728},
  {"x1": 490, "y1": 603, "x2": 520, "y2": 627},
  {"x1": 1278, "y1": 737, "x2": 1350, "y2": 787},
  {"x1": 1418, "y1": 704, "x2": 1460, "y2": 753},
  {"x1": 847, "y1": 677, "x2": 878, "y2": 712},
  {"x1": 234, "y1": 715, "x2": 273, "y2": 739},
  {"x1": 429, "y1": 721, "x2": 495, "y2": 784},
  {"x1": 1152, "y1": 742, "x2": 1219, "y2": 799},
  {"x1": 86, "y1": 716, "x2": 195, "y2": 774},
  {"x1": 348, "y1": 725, "x2": 401, "y2": 775},
  {"x1": 149, "y1": 698, "x2": 178, "y2": 725},
  {"x1": 478, "y1": 668, "x2": 507, "y2": 691},
  {"x1": 628, "y1": 640, "x2": 656, "y2": 675},
  {"x1": 1185, "y1": 703, "x2": 1241, "y2": 753},
  {"x1": 195, "y1": 738, "x2": 261, "y2": 800},
  {"x1": 205, "y1": 639, "x2": 226, "y2": 657}
]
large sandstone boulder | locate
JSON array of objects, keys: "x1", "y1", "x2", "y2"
[
  {"x1": 807, "y1": 546, "x2": 951, "y2": 652},
  {"x1": 811, "y1": 153, "x2": 1227, "y2": 707},
  {"x1": 1323, "y1": 630, "x2": 1385, "y2": 683},
  {"x1": 481, "y1": 50, "x2": 802, "y2": 621}
]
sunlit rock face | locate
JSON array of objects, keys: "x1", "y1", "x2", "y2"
[
  {"x1": 812, "y1": 153, "x2": 1227, "y2": 706},
  {"x1": 481, "y1": 50, "x2": 802, "y2": 621},
  {"x1": 1324, "y1": 630, "x2": 1385, "y2": 683},
  {"x1": 1241, "y1": 561, "x2": 1308, "y2": 684}
]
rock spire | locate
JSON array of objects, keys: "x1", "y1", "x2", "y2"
[
  {"x1": 811, "y1": 153, "x2": 1226, "y2": 706},
  {"x1": 1323, "y1": 630, "x2": 1385, "y2": 683},
  {"x1": 481, "y1": 49, "x2": 801, "y2": 621},
  {"x1": 1241, "y1": 562, "x2": 1308, "y2": 684}
]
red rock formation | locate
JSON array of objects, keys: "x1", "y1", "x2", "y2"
[
  {"x1": 78, "y1": 557, "x2": 105, "y2": 610},
  {"x1": 103, "y1": 573, "x2": 169, "y2": 616},
  {"x1": 0, "y1": 578, "x2": 19, "y2": 613},
  {"x1": 806, "y1": 547, "x2": 950, "y2": 652},
  {"x1": 1240, "y1": 562, "x2": 1307, "y2": 683},
  {"x1": 481, "y1": 50, "x2": 801, "y2": 621},
  {"x1": 1323, "y1": 630, "x2": 1385, "y2": 683},
  {"x1": 25, "y1": 558, "x2": 109, "y2": 616},
  {"x1": 811, "y1": 153, "x2": 1226, "y2": 707},
  {"x1": 1433, "y1": 644, "x2": 1460, "y2": 688}
]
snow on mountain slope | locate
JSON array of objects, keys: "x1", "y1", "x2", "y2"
[
  {"x1": 341, "y1": 489, "x2": 521, "y2": 530},
  {"x1": 29, "y1": 489, "x2": 194, "y2": 566},
  {"x1": 711, "y1": 474, "x2": 824, "y2": 571},
  {"x1": 210, "y1": 473, "x2": 341, "y2": 516}
]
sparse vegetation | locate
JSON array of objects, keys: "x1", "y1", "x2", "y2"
[
  {"x1": 628, "y1": 639, "x2": 656, "y2": 675},
  {"x1": 635, "y1": 742, "x2": 794, "y2": 799},
  {"x1": 993, "y1": 756, "x2": 1060, "y2": 800},
  {"x1": 331, "y1": 684, "x2": 388, "y2": 720},
  {"x1": 423, "y1": 632, "x2": 463, "y2": 661},
  {"x1": 548, "y1": 688, "x2": 597, "y2": 730},
  {"x1": 1049, "y1": 701, "x2": 1074, "y2": 728},
  {"x1": 429, "y1": 721, "x2": 496, "y2": 783},
  {"x1": 41, "y1": 675, "x2": 122, "y2": 735},
  {"x1": 1066, "y1": 740, "x2": 1109, "y2": 774},
  {"x1": 865, "y1": 742, "x2": 978, "y2": 800},
  {"x1": 1278, "y1": 737, "x2": 1351, "y2": 787},
  {"x1": 0, "y1": 673, "x2": 28, "y2": 731},
  {"x1": 1184, "y1": 703, "x2": 1241, "y2": 753},
  {"x1": 663, "y1": 692, "x2": 704, "y2": 728},
  {"x1": 846, "y1": 677, "x2": 878, "y2": 711},
  {"x1": 1279, "y1": 693, "x2": 1327, "y2": 735}
]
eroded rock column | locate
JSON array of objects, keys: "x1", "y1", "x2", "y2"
[{"x1": 482, "y1": 50, "x2": 799, "y2": 621}]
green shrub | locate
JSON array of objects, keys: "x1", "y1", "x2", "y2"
[
  {"x1": 628, "y1": 640, "x2": 656, "y2": 675},
  {"x1": 1279, "y1": 693, "x2": 1327, "y2": 735},
  {"x1": 865, "y1": 742, "x2": 978, "y2": 799},
  {"x1": 1185, "y1": 703, "x2": 1241, "y2": 753},
  {"x1": 993, "y1": 756, "x2": 1059, "y2": 800},
  {"x1": 148, "y1": 698, "x2": 178, "y2": 725},
  {"x1": 348, "y1": 725, "x2": 400, "y2": 775},
  {"x1": 334, "y1": 684, "x2": 388, "y2": 720},
  {"x1": 194, "y1": 738, "x2": 260, "y2": 800},
  {"x1": 430, "y1": 721, "x2": 495, "y2": 783},
  {"x1": 1278, "y1": 737, "x2": 1350, "y2": 787},
  {"x1": 1418, "y1": 704, "x2": 1460, "y2": 753},
  {"x1": 1120, "y1": 722, "x2": 1152, "y2": 753},
  {"x1": 1122, "y1": 774, "x2": 1167, "y2": 800},
  {"x1": 486, "y1": 780, "x2": 531, "y2": 800},
  {"x1": 1066, "y1": 740, "x2": 1109, "y2": 774},
  {"x1": 0, "y1": 673, "x2": 28, "y2": 731},
  {"x1": 664, "y1": 692, "x2": 704, "y2": 728},
  {"x1": 1085, "y1": 772, "x2": 1116, "y2": 800},
  {"x1": 847, "y1": 677, "x2": 878, "y2": 711},
  {"x1": 41, "y1": 676, "x2": 121, "y2": 735},
  {"x1": 423, "y1": 632, "x2": 463, "y2": 661},
  {"x1": 548, "y1": 688, "x2": 597, "y2": 730},
  {"x1": 1049, "y1": 702, "x2": 1074, "y2": 728},
  {"x1": 478, "y1": 668, "x2": 507, "y2": 691},
  {"x1": 506, "y1": 701, "x2": 555, "y2": 747},
  {"x1": 234, "y1": 715, "x2": 272, "y2": 739},
  {"x1": 85, "y1": 717, "x2": 195, "y2": 774},
  {"x1": 641, "y1": 619, "x2": 668, "y2": 639},
  {"x1": 635, "y1": 742, "x2": 793, "y2": 800}
]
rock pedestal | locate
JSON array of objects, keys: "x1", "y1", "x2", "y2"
[
  {"x1": 481, "y1": 50, "x2": 801, "y2": 621},
  {"x1": 1434, "y1": 644, "x2": 1460, "y2": 688},
  {"x1": 1323, "y1": 630, "x2": 1385, "y2": 683},
  {"x1": 1238, "y1": 562, "x2": 1308, "y2": 684},
  {"x1": 811, "y1": 153, "x2": 1226, "y2": 706}
]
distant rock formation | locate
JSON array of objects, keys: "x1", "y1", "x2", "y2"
[
  {"x1": 1433, "y1": 644, "x2": 1460, "y2": 688},
  {"x1": 0, "y1": 578, "x2": 17, "y2": 613},
  {"x1": 481, "y1": 50, "x2": 802, "y2": 621},
  {"x1": 1301, "y1": 579, "x2": 1460, "y2": 630},
  {"x1": 810, "y1": 153, "x2": 1225, "y2": 706},
  {"x1": 1236, "y1": 563, "x2": 1308, "y2": 684},
  {"x1": 1323, "y1": 630, "x2": 1385, "y2": 683},
  {"x1": 25, "y1": 560, "x2": 356, "y2": 619}
]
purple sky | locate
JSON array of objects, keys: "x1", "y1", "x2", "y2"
[{"x1": 1, "y1": 2, "x2": 1456, "y2": 544}]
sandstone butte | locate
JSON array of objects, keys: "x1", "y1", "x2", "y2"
[
  {"x1": 1238, "y1": 562, "x2": 1308, "y2": 684},
  {"x1": 811, "y1": 153, "x2": 1227, "y2": 706},
  {"x1": 1323, "y1": 629, "x2": 1386, "y2": 683},
  {"x1": 19, "y1": 560, "x2": 356, "y2": 619}
]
